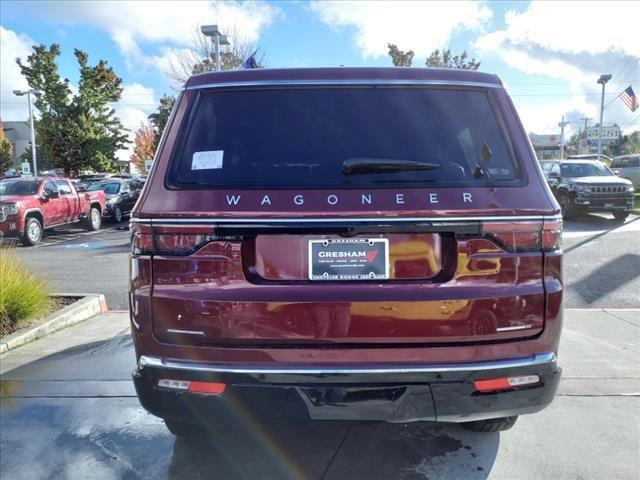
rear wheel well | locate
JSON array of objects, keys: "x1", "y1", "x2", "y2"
[{"x1": 25, "y1": 210, "x2": 44, "y2": 228}]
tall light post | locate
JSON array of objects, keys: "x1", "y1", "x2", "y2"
[
  {"x1": 596, "y1": 74, "x2": 612, "y2": 161},
  {"x1": 13, "y1": 88, "x2": 44, "y2": 176},
  {"x1": 200, "y1": 25, "x2": 231, "y2": 71},
  {"x1": 558, "y1": 116, "x2": 570, "y2": 159}
]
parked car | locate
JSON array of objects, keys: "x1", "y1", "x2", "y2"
[
  {"x1": 0, "y1": 177, "x2": 105, "y2": 245},
  {"x1": 545, "y1": 160, "x2": 634, "y2": 221},
  {"x1": 130, "y1": 67, "x2": 564, "y2": 437},
  {"x1": 611, "y1": 154, "x2": 640, "y2": 189},
  {"x1": 87, "y1": 178, "x2": 143, "y2": 222}
]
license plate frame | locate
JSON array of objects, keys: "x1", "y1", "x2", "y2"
[{"x1": 308, "y1": 238, "x2": 389, "y2": 281}]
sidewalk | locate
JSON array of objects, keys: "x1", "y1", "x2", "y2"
[{"x1": 1, "y1": 309, "x2": 639, "y2": 480}]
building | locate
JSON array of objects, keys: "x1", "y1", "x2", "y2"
[
  {"x1": 529, "y1": 133, "x2": 562, "y2": 160},
  {"x1": 2, "y1": 120, "x2": 31, "y2": 174}
]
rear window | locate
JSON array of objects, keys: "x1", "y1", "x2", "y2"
[{"x1": 168, "y1": 87, "x2": 522, "y2": 189}]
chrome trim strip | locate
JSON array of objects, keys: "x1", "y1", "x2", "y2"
[
  {"x1": 138, "y1": 352, "x2": 556, "y2": 375},
  {"x1": 185, "y1": 79, "x2": 502, "y2": 91},
  {"x1": 131, "y1": 215, "x2": 561, "y2": 225},
  {"x1": 166, "y1": 329, "x2": 205, "y2": 336},
  {"x1": 496, "y1": 324, "x2": 532, "y2": 332}
]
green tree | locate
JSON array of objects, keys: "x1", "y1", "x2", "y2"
[
  {"x1": 620, "y1": 131, "x2": 640, "y2": 154},
  {"x1": 0, "y1": 121, "x2": 14, "y2": 173},
  {"x1": 148, "y1": 94, "x2": 175, "y2": 145},
  {"x1": 17, "y1": 44, "x2": 129, "y2": 176},
  {"x1": 387, "y1": 44, "x2": 415, "y2": 67},
  {"x1": 425, "y1": 48, "x2": 481, "y2": 70}
]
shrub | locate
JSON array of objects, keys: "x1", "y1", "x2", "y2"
[{"x1": 0, "y1": 250, "x2": 50, "y2": 336}]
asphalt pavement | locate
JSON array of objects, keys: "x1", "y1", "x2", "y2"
[
  {"x1": 7, "y1": 212, "x2": 640, "y2": 309},
  {"x1": 1, "y1": 309, "x2": 638, "y2": 479}
]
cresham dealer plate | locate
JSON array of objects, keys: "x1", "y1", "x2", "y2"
[{"x1": 308, "y1": 238, "x2": 389, "y2": 281}]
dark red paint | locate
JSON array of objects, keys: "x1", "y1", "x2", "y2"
[{"x1": 129, "y1": 68, "x2": 562, "y2": 376}]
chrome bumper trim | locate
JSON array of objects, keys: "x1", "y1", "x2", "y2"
[
  {"x1": 138, "y1": 352, "x2": 556, "y2": 375},
  {"x1": 130, "y1": 215, "x2": 562, "y2": 225}
]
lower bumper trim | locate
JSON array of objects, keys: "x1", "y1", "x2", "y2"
[{"x1": 133, "y1": 352, "x2": 561, "y2": 424}]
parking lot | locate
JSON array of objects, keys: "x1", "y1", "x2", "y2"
[
  {"x1": 7, "y1": 212, "x2": 640, "y2": 310},
  {"x1": 2, "y1": 211, "x2": 639, "y2": 479},
  {"x1": 1, "y1": 308, "x2": 638, "y2": 479}
]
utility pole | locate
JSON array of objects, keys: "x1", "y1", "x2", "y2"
[
  {"x1": 580, "y1": 117, "x2": 591, "y2": 154},
  {"x1": 200, "y1": 25, "x2": 230, "y2": 71},
  {"x1": 581, "y1": 117, "x2": 591, "y2": 138},
  {"x1": 558, "y1": 116, "x2": 570, "y2": 159},
  {"x1": 597, "y1": 74, "x2": 612, "y2": 160},
  {"x1": 13, "y1": 88, "x2": 44, "y2": 176}
]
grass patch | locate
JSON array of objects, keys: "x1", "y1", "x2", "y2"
[
  {"x1": 0, "y1": 250, "x2": 50, "y2": 337},
  {"x1": 633, "y1": 194, "x2": 640, "y2": 214}
]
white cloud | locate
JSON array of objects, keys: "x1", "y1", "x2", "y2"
[
  {"x1": 17, "y1": 1, "x2": 282, "y2": 74},
  {"x1": 309, "y1": 0, "x2": 492, "y2": 58},
  {"x1": 475, "y1": 1, "x2": 640, "y2": 134},
  {"x1": 112, "y1": 83, "x2": 157, "y2": 161},
  {"x1": 0, "y1": 27, "x2": 35, "y2": 121},
  {"x1": 477, "y1": 2, "x2": 640, "y2": 58}
]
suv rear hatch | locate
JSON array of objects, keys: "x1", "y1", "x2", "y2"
[{"x1": 134, "y1": 84, "x2": 560, "y2": 347}]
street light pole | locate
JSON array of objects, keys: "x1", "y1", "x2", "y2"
[
  {"x1": 558, "y1": 116, "x2": 569, "y2": 159},
  {"x1": 13, "y1": 88, "x2": 43, "y2": 176},
  {"x1": 200, "y1": 25, "x2": 231, "y2": 71},
  {"x1": 597, "y1": 74, "x2": 612, "y2": 161}
]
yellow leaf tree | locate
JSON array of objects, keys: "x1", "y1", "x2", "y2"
[{"x1": 130, "y1": 122, "x2": 156, "y2": 172}]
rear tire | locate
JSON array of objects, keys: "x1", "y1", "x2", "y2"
[
  {"x1": 559, "y1": 194, "x2": 575, "y2": 220},
  {"x1": 462, "y1": 416, "x2": 518, "y2": 432},
  {"x1": 613, "y1": 211, "x2": 629, "y2": 222},
  {"x1": 112, "y1": 206, "x2": 123, "y2": 223},
  {"x1": 22, "y1": 217, "x2": 43, "y2": 246},
  {"x1": 164, "y1": 419, "x2": 206, "y2": 437},
  {"x1": 85, "y1": 207, "x2": 101, "y2": 231}
]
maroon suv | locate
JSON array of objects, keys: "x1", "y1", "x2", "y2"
[{"x1": 130, "y1": 68, "x2": 563, "y2": 436}]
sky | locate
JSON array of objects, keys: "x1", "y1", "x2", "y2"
[{"x1": 1, "y1": 0, "x2": 639, "y2": 160}]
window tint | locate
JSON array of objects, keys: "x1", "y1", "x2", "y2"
[
  {"x1": 169, "y1": 87, "x2": 522, "y2": 189},
  {"x1": 44, "y1": 182, "x2": 58, "y2": 194},
  {"x1": 549, "y1": 164, "x2": 560, "y2": 176},
  {"x1": 98, "y1": 182, "x2": 121, "y2": 194},
  {"x1": 0, "y1": 180, "x2": 40, "y2": 195},
  {"x1": 54, "y1": 180, "x2": 73, "y2": 195},
  {"x1": 561, "y1": 162, "x2": 613, "y2": 177},
  {"x1": 629, "y1": 156, "x2": 640, "y2": 167}
]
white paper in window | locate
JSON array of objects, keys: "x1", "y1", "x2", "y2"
[{"x1": 192, "y1": 150, "x2": 224, "y2": 170}]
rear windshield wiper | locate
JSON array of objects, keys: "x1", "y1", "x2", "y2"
[{"x1": 343, "y1": 158, "x2": 440, "y2": 175}]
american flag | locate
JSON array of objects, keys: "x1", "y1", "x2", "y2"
[{"x1": 618, "y1": 86, "x2": 639, "y2": 112}]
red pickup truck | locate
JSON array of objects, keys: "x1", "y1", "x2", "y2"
[{"x1": 0, "y1": 177, "x2": 106, "y2": 246}]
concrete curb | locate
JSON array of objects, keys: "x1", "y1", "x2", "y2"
[{"x1": 0, "y1": 293, "x2": 108, "y2": 354}]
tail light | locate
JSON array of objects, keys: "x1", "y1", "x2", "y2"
[
  {"x1": 482, "y1": 219, "x2": 562, "y2": 252},
  {"x1": 131, "y1": 223, "x2": 218, "y2": 256}
]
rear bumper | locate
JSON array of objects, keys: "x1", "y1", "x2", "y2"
[{"x1": 132, "y1": 352, "x2": 561, "y2": 424}]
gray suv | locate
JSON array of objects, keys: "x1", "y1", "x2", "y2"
[{"x1": 612, "y1": 154, "x2": 640, "y2": 189}]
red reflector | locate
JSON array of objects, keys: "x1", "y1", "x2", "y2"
[
  {"x1": 187, "y1": 381, "x2": 226, "y2": 395},
  {"x1": 474, "y1": 377, "x2": 511, "y2": 392},
  {"x1": 474, "y1": 375, "x2": 540, "y2": 393}
]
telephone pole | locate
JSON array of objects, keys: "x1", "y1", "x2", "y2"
[
  {"x1": 580, "y1": 117, "x2": 592, "y2": 154},
  {"x1": 559, "y1": 116, "x2": 570, "y2": 159}
]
